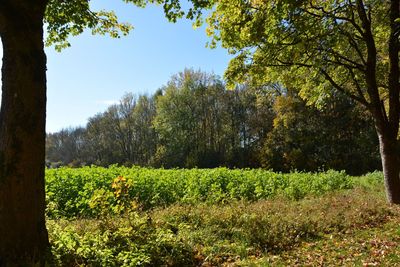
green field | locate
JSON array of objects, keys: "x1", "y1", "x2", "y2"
[
  {"x1": 45, "y1": 166, "x2": 355, "y2": 218},
  {"x1": 46, "y1": 167, "x2": 399, "y2": 266}
]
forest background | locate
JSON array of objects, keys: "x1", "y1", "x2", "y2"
[{"x1": 46, "y1": 69, "x2": 381, "y2": 175}]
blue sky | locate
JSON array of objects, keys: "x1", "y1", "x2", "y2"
[{"x1": 1, "y1": 1, "x2": 231, "y2": 133}]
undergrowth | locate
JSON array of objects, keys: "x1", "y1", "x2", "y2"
[{"x1": 47, "y1": 171, "x2": 397, "y2": 266}]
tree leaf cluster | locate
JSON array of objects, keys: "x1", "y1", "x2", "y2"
[{"x1": 44, "y1": 0, "x2": 214, "y2": 51}]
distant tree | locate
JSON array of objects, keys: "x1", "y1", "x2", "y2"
[
  {"x1": 153, "y1": 69, "x2": 274, "y2": 168},
  {"x1": 108, "y1": 95, "x2": 138, "y2": 164},
  {"x1": 84, "y1": 112, "x2": 121, "y2": 165},
  {"x1": 262, "y1": 89, "x2": 380, "y2": 174},
  {"x1": 46, "y1": 127, "x2": 86, "y2": 166},
  {"x1": 222, "y1": 85, "x2": 275, "y2": 167},
  {"x1": 90, "y1": 93, "x2": 158, "y2": 166},
  {"x1": 60, "y1": 93, "x2": 159, "y2": 167},
  {"x1": 132, "y1": 95, "x2": 158, "y2": 165},
  {"x1": 153, "y1": 69, "x2": 223, "y2": 167}
]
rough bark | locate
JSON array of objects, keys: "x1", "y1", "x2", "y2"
[
  {"x1": 380, "y1": 0, "x2": 400, "y2": 205},
  {"x1": 0, "y1": 0, "x2": 49, "y2": 265},
  {"x1": 378, "y1": 133, "x2": 400, "y2": 204}
]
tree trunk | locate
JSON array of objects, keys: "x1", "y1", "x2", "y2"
[
  {"x1": 0, "y1": 1, "x2": 49, "y2": 265},
  {"x1": 378, "y1": 132, "x2": 400, "y2": 204}
]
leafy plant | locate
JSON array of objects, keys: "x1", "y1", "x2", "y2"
[{"x1": 46, "y1": 166, "x2": 355, "y2": 218}]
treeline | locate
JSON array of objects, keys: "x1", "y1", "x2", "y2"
[{"x1": 46, "y1": 69, "x2": 380, "y2": 174}]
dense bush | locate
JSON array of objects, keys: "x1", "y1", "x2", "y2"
[
  {"x1": 48, "y1": 185, "x2": 392, "y2": 266},
  {"x1": 46, "y1": 166, "x2": 354, "y2": 218},
  {"x1": 48, "y1": 214, "x2": 195, "y2": 267}
]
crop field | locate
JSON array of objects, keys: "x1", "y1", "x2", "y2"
[
  {"x1": 45, "y1": 166, "x2": 355, "y2": 218},
  {"x1": 45, "y1": 167, "x2": 400, "y2": 266}
]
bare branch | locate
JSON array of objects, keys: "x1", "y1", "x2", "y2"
[{"x1": 356, "y1": 0, "x2": 382, "y2": 115}]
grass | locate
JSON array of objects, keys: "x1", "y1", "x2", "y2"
[
  {"x1": 240, "y1": 208, "x2": 400, "y2": 266},
  {"x1": 47, "y1": 171, "x2": 400, "y2": 266}
]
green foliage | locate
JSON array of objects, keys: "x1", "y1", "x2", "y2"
[
  {"x1": 45, "y1": 166, "x2": 353, "y2": 218},
  {"x1": 205, "y1": 0, "x2": 389, "y2": 101},
  {"x1": 44, "y1": 0, "x2": 213, "y2": 51},
  {"x1": 261, "y1": 89, "x2": 380, "y2": 175},
  {"x1": 45, "y1": 0, "x2": 132, "y2": 51},
  {"x1": 46, "y1": 69, "x2": 380, "y2": 174},
  {"x1": 152, "y1": 69, "x2": 274, "y2": 168},
  {"x1": 48, "y1": 213, "x2": 194, "y2": 266},
  {"x1": 47, "y1": 181, "x2": 395, "y2": 266},
  {"x1": 353, "y1": 171, "x2": 384, "y2": 190}
]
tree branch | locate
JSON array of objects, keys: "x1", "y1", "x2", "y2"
[
  {"x1": 325, "y1": 49, "x2": 365, "y2": 72},
  {"x1": 306, "y1": 0, "x2": 366, "y2": 38},
  {"x1": 337, "y1": 26, "x2": 367, "y2": 65},
  {"x1": 346, "y1": 66, "x2": 369, "y2": 106},
  {"x1": 320, "y1": 68, "x2": 369, "y2": 107},
  {"x1": 356, "y1": 0, "x2": 385, "y2": 123}
]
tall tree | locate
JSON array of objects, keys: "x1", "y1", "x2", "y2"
[
  {"x1": 205, "y1": 0, "x2": 400, "y2": 203},
  {"x1": 0, "y1": 1, "x2": 49, "y2": 264},
  {"x1": 0, "y1": 0, "x2": 211, "y2": 264}
]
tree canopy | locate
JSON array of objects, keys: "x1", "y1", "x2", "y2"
[
  {"x1": 204, "y1": 0, "x2": 400, "y2": 204},
  {"x1": 206, "y1": 0, "x2": 389, "y2": 107}
]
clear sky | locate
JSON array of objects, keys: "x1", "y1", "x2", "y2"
[{"x1": 1, "y1": 1, "x2": 232, "y2": 133}]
